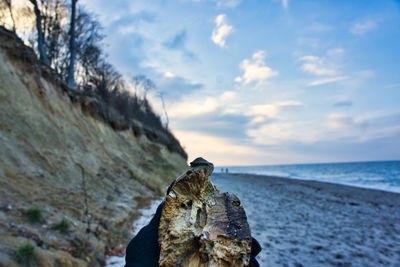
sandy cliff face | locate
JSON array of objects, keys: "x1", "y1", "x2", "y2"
[{"x1": 0, "y1": 28, "x2": 187, "y2": 266}]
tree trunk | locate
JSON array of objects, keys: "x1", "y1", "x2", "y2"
[
  {"x1": 67, "y1": 0, "x2": 77, "y2": 88},
  {"x1": 29, "y1": 0, "x2": 49, "y2": 66}
]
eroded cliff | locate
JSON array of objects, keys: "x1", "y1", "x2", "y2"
[{"x1": 0, "y1": 27, "x2": 187, "y2": 266}]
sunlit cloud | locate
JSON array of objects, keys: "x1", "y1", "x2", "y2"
[
  {"x1": 211, "y1": 14, "x2": 234, "y2": 47},
  {"x1": 169, "y1": 97, "x2": 219, "y2": 118},
  {"x1": 173, "y1": 130, "x2": 265, "y2": 165},
  {"x1": 164, "y1": 71, "x2": 175, "y2": 78},
  {"x1": 235, "y1": 51, "x2": 278, "y2": 85}
]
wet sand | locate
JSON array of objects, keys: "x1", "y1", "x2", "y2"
[{"x1": 211, "y1": 173, "x2": 400, "y2": 266}]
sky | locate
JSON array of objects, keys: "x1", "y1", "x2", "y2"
[{"x1": 80, "y1": 0, "x2": 400, "y2": 166}]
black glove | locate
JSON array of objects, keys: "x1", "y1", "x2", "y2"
[{"x1": 125, "y1": 202, "x2": 261, "y2": 267}]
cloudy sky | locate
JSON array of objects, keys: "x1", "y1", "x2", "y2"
[{"x1": 80, "y1": 0, "x2": 400, "y2": 165}]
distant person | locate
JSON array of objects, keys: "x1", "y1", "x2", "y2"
[{"x1": 226, "y1": 168, "x2": 229, "y2": 173}]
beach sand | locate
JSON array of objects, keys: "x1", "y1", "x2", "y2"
[{"x1": 211, "y1": 173, "x2": 400, "y2": 266}]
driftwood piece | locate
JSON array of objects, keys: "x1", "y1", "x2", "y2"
[{"x1": 158, "y1": 158, "x2": 252, "y2": 267}]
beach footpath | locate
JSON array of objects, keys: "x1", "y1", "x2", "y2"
[{"x1": 211, "y1": 173, "x2": 400, "y2": 266}]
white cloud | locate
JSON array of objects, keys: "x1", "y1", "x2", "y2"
[
  {"x1": 211, "y1": 14, "x2": 234, "y2": 47},
  {"x1": 249, "y1": 101, "x2": 303, "y2": 118},
  {"x1": 247, "y1": 123, "x2": 293, "y2": 145},
  {"x1": 164, "y1": 71, "x2": 176, "y2": 78},
  {"x1": 300, "y1": 55, "x2": 336, "y2": 76},
  {"x1": 220, "y1": 91, "x2": 236, "y2": 101},
  {"x1": 350, "y1": 20, "x2": 378, "y2": 35},
  {"x1": 169, "y1": 97, "x2": 219, "y2": 118},
  {"x1": 168, "y1": 90, "x2": 237, "y2": 119},
  {"x1": 326, "y1": 113, "x2": 353, "y2": 129},
  {"x1": 327, "y1": 48, "x2": 344, "y2": 57},
  {"x1": 282, "y1": 0, "x2": 288, "y2": 9},
  {"x1": 217, "y1": 0, "x2": 242, "y2": 7},
  {"x1": 235, "y1": 50, "x2": 278, "y2": 85},
  {"x1": 307, "y1": 76, "x2": 347, "y2": 86},
  {"x1": 299, "y1": 54, "x2": 349, "y2": 86}
]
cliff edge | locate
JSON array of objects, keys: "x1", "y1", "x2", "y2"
[{"x1": 0, "y1": 27, "x2": 187, "y2": 266}]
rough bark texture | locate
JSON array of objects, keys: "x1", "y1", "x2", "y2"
[{"x1": 158, "y1": 158, "x2": 252, "y2": 267}]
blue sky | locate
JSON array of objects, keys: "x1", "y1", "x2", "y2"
[{"x1": 81, "y1": 0, "x2": 400, "y2": 165}]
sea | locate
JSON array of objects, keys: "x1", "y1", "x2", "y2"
[{"x1": 217, "y1": 160, "x2": 400, "y2": 193}]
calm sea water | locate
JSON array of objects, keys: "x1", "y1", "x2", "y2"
[{"x1": 218, "y1": 161, "x2": 400, "y2": 193}]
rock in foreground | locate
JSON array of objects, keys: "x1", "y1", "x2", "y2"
[{"x1": 158, "y1": 158, "x2": 252, "y2": 267}]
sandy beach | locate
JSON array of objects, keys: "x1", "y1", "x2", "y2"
[{"x1": 211, "y1": 173, "x2": 400, "y2": 266}]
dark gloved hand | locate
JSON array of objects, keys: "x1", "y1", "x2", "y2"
[{"x1": 125, "y1": 202, "x2": 261, "y2": 267}]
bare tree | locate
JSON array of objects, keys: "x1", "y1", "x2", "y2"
[
  {"x1": 41, "y1": 0, "x2": 67, "y2": 69},
  {"x1": 29, "y1": 0, "x2": 49, "y2": 65},
  {"x1": 131, "y1": 74, "x2": 155, "y2": 100},
  {"x1": 143, "y1": 78, "x2": 155, "y2": 100},
  {"x1": 67, "y1": 0, "x2": 77, "y2": 88},
  {"x1": 131, "y1": 74, "x2": 146, "y2": 97}
]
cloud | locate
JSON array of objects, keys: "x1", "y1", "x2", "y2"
[
  {"x1": 172, "y1": 112, "x2": 251, "y2": 140},
  {"x1": 172, "y1": 130, "x2": 264, "y2": 165},
  {"x1": 326, "y1": 113, "x2": 353, "y2": 129},
  {"x1": 307, "y1": 76, "x2": 347, "y2": 86},
  {"x1": 282, "y1": 0, "x2": 288, "y2": 9},
  {"x1": 235, "y1": 51, "x2": 278, "y2": 85},
  {"x1": 327, "y1": 48, "x2": 344, "y2": 57},
  {"x1": 158, "y1": 75, "x2": 203, "y2": 99},
  {"x1": 164, "y1": 30, "x2": 199, "y2": 61},
  {"x1": 249, "y1": 101, "x2": 303, "y2": 118},
  {"x1": 192, "y1": 0, "x2": 242, "y2": 8},
  {"x1": 350, "y1": 20, "x2": 378, "y2": 35},
  {"x1": 333, "y1": 99, "x2": 353, "y2": 107},
  {"x1": 168, "y1": 97, "x2": 220, "y2": 118},
  {"x1": 299, "y1": 54, "x2": 349, "y2": 86},
  {"x1": 164, "y1": 30, "x2": 187, "y2": 49},
  {"x1": 115, "y1": 11, "x2": 156, "y2": 35},
  {"x1": 211, "y1": 14, "x2": 234, "y2": 47},
  {"x1": 217, "y1": 0, "x2": 242, "y2": 7},
  {"x1": 247, "y1": 123, "x2": 295, "y2": 145},
  {"x1": 300, "y1": 55, "x2": 336, "y2": 76},
  {"x1": 164, "y1": 71, "x2": 175, "y2": 78},
  {"x1": 322, "y1": 112, "x2": 400, "y2": 144}
]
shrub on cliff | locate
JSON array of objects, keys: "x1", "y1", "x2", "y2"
[
  {"x1": 54, "y1": 217, "x2": 71, "y2": 233},
  {"x1": 25, "y1": 206, "x2": 43, "y2": 224},
  {"x1": 15, "y1": 242, "x2": 36, "y2": 266}
]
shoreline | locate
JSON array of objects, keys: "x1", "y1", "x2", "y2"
[
  {"x1": 222, "y1": 171, "x2": 400, "y2": 195},
  {"x1": 211, "y1": 172, "x2": 400, "y2": 266}
]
